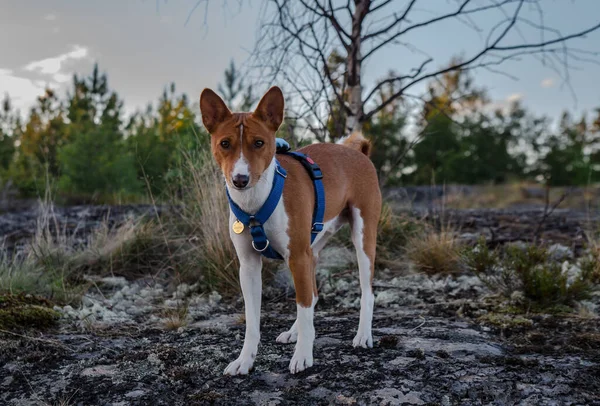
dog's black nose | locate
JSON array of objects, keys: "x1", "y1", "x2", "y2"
[{"x1": 232, "y1": 174, "x2": 249, "y2": 188}]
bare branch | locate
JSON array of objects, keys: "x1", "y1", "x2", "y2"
[
  {"x1": 362, "y1": 0, "x2": 417, "y2": 40},
  {"x1": 253, "y1": 0, "x2": 600, "y2": 141}
]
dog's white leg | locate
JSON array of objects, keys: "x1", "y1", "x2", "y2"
[
  {"x1": 276, "y1": 319, "x2": 298, "y2": 343},
  {"x1": 286, "y1": 249, "x2": 318, "y2": 374},
  {"x1": 289, "y1": 295, "x2": 317, "y2": 373},
  {"x1": 350, "y1": 207, "x2": 374, "y2": 348},
  {"x1": 277, "y1": 217, "x2": 343, "y2": 344},
  {"x1": 224, "y1": 219, "x2": 263, "y2": 375}
]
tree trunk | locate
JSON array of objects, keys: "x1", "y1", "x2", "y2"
[{"x1": 345, "y1": 0, "x2": 370, "y2": 135}]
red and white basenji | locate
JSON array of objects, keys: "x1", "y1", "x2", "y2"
[{"x1": 200, "y1": 86, "x2": 382, "y2": 375}]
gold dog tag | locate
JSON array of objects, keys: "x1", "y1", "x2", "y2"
[{"x1": 232, "y1": 220, "x2": 244, "y2": 234}]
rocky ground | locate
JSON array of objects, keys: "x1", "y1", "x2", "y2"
[
  {"x1": 0, "y1": 204, "x2": 165, "y2": 254},
  {"x1": 1, "y1": 205, "x2": 600, "y2": 405}
]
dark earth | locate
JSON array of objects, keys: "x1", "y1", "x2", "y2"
[{"x1": 1, "y1": 203, "x2": 599, "y2": 405}]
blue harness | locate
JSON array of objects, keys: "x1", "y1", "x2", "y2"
[{"x1": 226, "y1": 139, "x2": 325, "y2": 260}]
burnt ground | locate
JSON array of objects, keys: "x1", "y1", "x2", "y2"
[
  {"x1": 3, "y1": 305, "x2": 600, "y2": 406},
  {"x1": 411, "y1": 207, "x2": 595, "y2": 251},
  {"x1": 1, "y1": 205, "x2": 600, "y2": 405}
]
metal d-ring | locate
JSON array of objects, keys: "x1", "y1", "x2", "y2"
[
  {"x1": 252, "y1": 239, "x2": 270, "y2": 252},
  {"x1": 276, "y1": 166, "x2": 287, "y2": 178}
]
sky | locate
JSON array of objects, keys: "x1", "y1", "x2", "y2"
[{"x1": 1, "y1": 0, "x2": 600, "y2": 125}]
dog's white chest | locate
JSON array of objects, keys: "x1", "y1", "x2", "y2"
[{"x1": 228, "y1": 197, "x2": 291, "y2": 261}]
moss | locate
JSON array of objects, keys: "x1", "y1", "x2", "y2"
[
  {"x1": 478, "y1": 312, "x2": 533, "y2": 328},
  {"x1": 0, "y1": 293, "x2": 59, "y2": 330}
]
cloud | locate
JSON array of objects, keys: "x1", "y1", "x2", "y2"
[
  {"x1": 0, "y1": 69, "x2": 46, "y2": 113},
  {"x1": 506, "y1": 93, "x2": 523, "y2": 103},
  {"x1": 24, "y1": 45, "x2": 89, "y2": 83},
  {"x1": 159, "y1": 15, "x2": 174, "y2": 24},
  {"x1": 25, "y1": 45, "x2": 88, "y2": 75},
  {"x1": 541, "y1": 78, "x2": 555, "y2": 88},
  {"x1": 2, "y1": 45, "x2": 91, "y2": 115},
  {"x1": 44, "y1": 13, "x2": 57, "y2": 21}
]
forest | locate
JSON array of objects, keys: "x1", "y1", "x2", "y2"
[{"x1": 1, "y1": 60, "x2": 599, "y2": 203}]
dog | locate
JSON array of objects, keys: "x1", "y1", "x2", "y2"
[{"x1": 199, "y1": 86, "x2": 382, "y2": 375}]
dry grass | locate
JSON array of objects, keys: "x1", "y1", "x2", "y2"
[
  {"x1": 1, "y1": 148, "x2": 250, "y2": 302},
  {"x1": 444, "y1": 183, "x2": 529, "y2": 209},
  {"x1": 445, "y1": 182, "x2": 597, "y2": 210},
  {"x1": 405, "y1": 225, "x2": 463, "y2": 275},
  {"x1": 375, "y1": 203, "x2": 423, "y2": 269},
  {"x1": 175, "y1": 149, "x2": 241, "y2": 295},
  {"x1": 581, "y1": 230, "x2": 600, "y2": 285},
  {"x1": 162, "y1": 301, "x2": 190, "y2": 330},
  {"x1": 0, "y1": 197, "x2": 177, "y2": 303}
]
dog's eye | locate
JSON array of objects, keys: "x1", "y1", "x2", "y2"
[
  {"x1": 220, "y1": 140, "x2": 230, "y2": 149},
  {"x1": 254, "y1": 140, "x2": 264, "y2": 148}
]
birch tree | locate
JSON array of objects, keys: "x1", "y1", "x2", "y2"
[{"x1": 252, "y1": 0, "x2": 600, "y2": 140}]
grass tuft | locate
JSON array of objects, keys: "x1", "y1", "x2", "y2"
[
  {"x1": 406, "y1": 225, "x2": 463, "y2": 275},
  {"x1": 162, "y1": 301, "x2": 190, "y2": 331}
]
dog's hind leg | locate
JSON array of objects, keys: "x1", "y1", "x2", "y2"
[
  {"x1": 276, "y1": 216, "x2": 344, "y2": 344},
  {"x1": 276, "y1": 319, "x2": 298, "y2": 343},
  {"x1": 349, "y1": 206, "x2": 378, "y2": 348}
]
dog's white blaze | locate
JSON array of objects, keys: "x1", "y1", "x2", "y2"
[
  {"x1": 290, "y1": 295, "x2": 317, "y2": 374},
  {"x1": 351, "y1": 207, "x2": 374, "y2": 348},
  {"x1": 232, "y1": 124, "x2": 250, "y2": 179}
]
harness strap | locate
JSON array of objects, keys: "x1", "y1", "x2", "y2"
[
  {"x1": 226, "y1": 161, "x2": 286, "y2": 260},
  {"x1": 226, "y1": 142, "x2": 326, "y2": 260},
  {"x1": 283, "y1": 151, "x2": 325, "y2": 243}
]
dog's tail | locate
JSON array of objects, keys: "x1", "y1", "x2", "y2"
[{"x1": 336, "y1": 130, "x2": 371, "y2": 157}]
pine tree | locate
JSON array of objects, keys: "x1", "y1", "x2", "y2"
[
  {"x1": 217, "y1": 60, "x2": 257, "y2": 111},
  {"x1": 0, "y1": 95, "x2": 16, "y2": 172},
  {"x1": 58, "y1": 64, "x2": 141, "y2": 198},
  {"x1": 127, "y1": 83, "x2": 201, "y2": 195}
]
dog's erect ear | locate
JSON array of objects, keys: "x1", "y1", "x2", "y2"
[
  {"x1": 200, "y1": 88, "x2": 232, "y2": 133},
  {"x1": 252, "y1": 86, "x2": 284, "y2": 132}
]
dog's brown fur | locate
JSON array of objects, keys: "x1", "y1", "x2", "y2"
[{"x1": 200, "y1": 86, "x2": 381, "y2": 308}]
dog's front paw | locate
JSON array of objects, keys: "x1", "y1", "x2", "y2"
[
  {"x1": 224, "y1": 355, "x2": 255, "y2": 375},
  {"x1": 276, "y1": 329, "x2": 298, "y2": 344},
  {"x1": 352, "y1": 331, "x2": 373, "y2": 348},
  {"x1": 289, "y1": 349, "x2": 313, "y2": 374}
]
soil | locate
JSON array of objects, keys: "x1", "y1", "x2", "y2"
[{"x1": 1, "y1": 205, "x2": 599, "y2": 406}]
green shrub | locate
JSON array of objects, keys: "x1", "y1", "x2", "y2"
[
  {"x1": 465, "y1": 239, "x2": 594, "y2": 311},
  {"x1": 58, "y1": 128, "x2": 141, "y2": 199}
]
